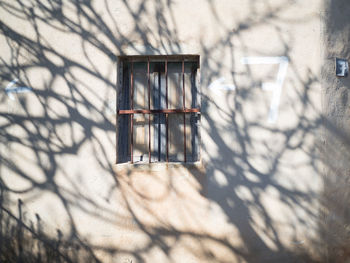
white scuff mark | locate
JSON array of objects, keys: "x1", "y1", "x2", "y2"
[
  {"x1": 208, "y1": 77, "x2": 236, "y2": 91},
  {"x1": 292, "y1": 240, "x2": 305, "y2": 245},
  {"x1": 104, "y1": 99, "x2": 117, "y2": 115},
  {"x1": 241, "y1": 56, "x2": 289, "y2": 124},
  {"x1": 5, "y1": 79, "x2": 33, "y2": 100}
]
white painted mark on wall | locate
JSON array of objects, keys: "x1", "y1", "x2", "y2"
[
  {"x1": 5, "y1": 79, "x2": 33, "y2": 100},
  {"x1": 209, "y1": 77, "x2": 236, "y2": 91},
  {"x1": 241, "y1": 56, "x2": 289, "y2": 124},
  {"x1": 104, "y1": 98, "x2": 117, "y2": 115}
]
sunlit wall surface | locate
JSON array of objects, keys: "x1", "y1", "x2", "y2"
[{"x1": 0, "y1": 0, "x2": 337, "y2": 262}]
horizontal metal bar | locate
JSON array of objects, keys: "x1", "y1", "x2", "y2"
[
  {"x1": 118, "y1": 55, "x2": 200, "y2": 63},
  {"x1": 118, "y1": 108, "x2": 200, "y2": 114}
]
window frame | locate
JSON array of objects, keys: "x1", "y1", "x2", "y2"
[{"x1": 116, "y1": 55, "x2": 201, "y2": 164}]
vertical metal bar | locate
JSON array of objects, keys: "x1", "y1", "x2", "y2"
[
  {"x1": 182, "y1": 58, "x2": 187, "y2": 163},
  {"x1": 166, "y1": 58, "x2": 168, "y2": 108},
  {"x1": 165, "y1": 58, "x2": 169, "y2": 162},
  {"x1": 130, "y1": 61, "x2": 134, "y2": 163},
  {"x1": 157, "y1": 67, "x2": 161, "y2": 162},
  {"x1": 116, "y1": 60, "x2": 120, "y2": 164},
  {"x1": 148, "y1": 57, "x2": 151, "y2": 163}
]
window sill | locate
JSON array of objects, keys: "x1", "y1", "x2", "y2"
[{"x1": 113, "y1": 160, "x2": 204, "y2": 173}]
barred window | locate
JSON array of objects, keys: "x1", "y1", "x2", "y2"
[{"x1": 116, "y1": 55, "x2": 200, "y2": 163}]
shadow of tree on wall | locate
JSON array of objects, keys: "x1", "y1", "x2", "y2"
[
  {"x1": 320, "y1": 0, "x2": 350, "y2": 262},
  {"x1": 0, "y1": 0, "x2": 343, "y2": 262},
  {"x1": 0, "y1": 196, "x2": 99, "y2": 262}
]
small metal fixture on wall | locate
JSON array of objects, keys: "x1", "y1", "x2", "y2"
[{"x1": 335, "y1": 58, "x2": 349, "y2": 77}]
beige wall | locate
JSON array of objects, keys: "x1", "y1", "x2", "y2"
[{"x1": 0, "y1": 0, "x2": 326, "y2": 262}]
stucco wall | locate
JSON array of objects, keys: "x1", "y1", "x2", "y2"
[
  {"x1": 0, "y1": 0, "x2": 326, "y2": 262},
  {"x1": 321, "y1": 0, "x2": 350, "y2": 261}
]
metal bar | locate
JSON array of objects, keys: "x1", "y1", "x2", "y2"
[
  {"x1": 130, "y1": 61, "x2": 134, "y2": 163},
  {"x1": 148, "y1": 57, "x2": 151, "y2": 163},
  {"x1": 118, "y1": 108, "x2": 200, "y2": 114},
  {"x1": 165, "y1": 58, "x2": 169, "y2": 162},
  {"x1": 157, "y1": 67, "x2": 161, "y2": 162},
  {"x1": 119, "y1": 55, "x2": 199, "y2": 63},
  {"x1": 166, "y1": 58, "x2": 168, "y2": 108},
  {"x1": 116, "y1": 60, "x2": 121, "y2": 164},
  {"x1": 182, "y1": 58, "x2": 186, "y2": 163},
  {"x1": 166, "y1": 114, "x2": 168, "y2": 162}
]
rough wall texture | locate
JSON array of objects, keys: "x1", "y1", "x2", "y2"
[
  {"x1": 0, "y1": 0, "x2": 336, "y2": 262},
  {"x1": 321, "y1": 0, "x2": 350, "y2": 262}
]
